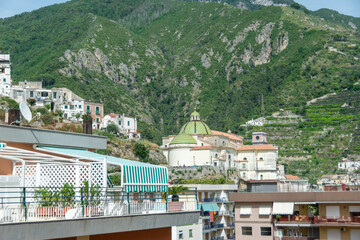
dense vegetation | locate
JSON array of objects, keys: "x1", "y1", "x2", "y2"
[{"x1": 0, "y1": 0, "x2": 359, "y2": 146}]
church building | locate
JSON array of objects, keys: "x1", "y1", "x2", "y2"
[{"x1": 161, "y1": 112, "x2": 279, "y2": 180}]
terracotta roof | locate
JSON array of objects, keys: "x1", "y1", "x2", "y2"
[
  {"x1": 108, "y1": 114, "x2": 119, "y2": 118},
  {"x1": 191, "y1": 146, "x2": 213, "y2": 150},
  {"x1": 285, "y1": 174, "x2": 300, "y2": 180},
  {"x1": 211, "y1": 130, "x2": 243, "y2": 141},
  {"x1": 236, "y1": 144, "x2": 277, "y2": 151}
]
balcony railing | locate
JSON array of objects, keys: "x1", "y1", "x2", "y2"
[
  {"x1": 203, "y1": 223, "x2": 224, "y2": 230},
  {"x1": 219, "y1": 210, "x2": 234, "y2": 216},
  {"x1": 0, "y1": 187, "x2": 198, "y2": 224},
  {"x1": 274, "y1": 237, "x2": 318, "y2": 240},
  {"x1": 203, "y1": 198, "x2": 233, "y2": 203},
  {"x1": 275, "y1": 215, "x2": 360, "y2": 224}
]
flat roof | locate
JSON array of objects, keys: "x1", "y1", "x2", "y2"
[
  {"x1": 0, "y1": 211, "x2": 200, "y2": 240},
  {"x1": 229, "y1": 191, "x2": 360, "y2": 203},
  {"x1": 0, "y1": 124, "x2": 107, "y2": 150}
]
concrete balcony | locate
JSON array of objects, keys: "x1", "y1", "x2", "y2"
[{"x1": 274, "y1": 215, "x2": 360, "y2": 226}]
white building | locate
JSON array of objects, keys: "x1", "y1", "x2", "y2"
[
  {"x1": 0, "y1": 54, "x2": 11, "y2": 96},
  {"x1": 174, "y1": 184, "x2": 237, "y2": 240},
  {"x1": 101, "y1": 113, "x2": 140, "y2": 139},
  {"x1": 235, "y1": 132, "x2": 278, "y2": 180},
  {"x1": 60, "y1": 88, "x2": 84, "y2": 121},
  {"x1": 338, "y1": 160, "x2": 360, "y2": 171},
  {"x1": 161, "y1": 111, "x2": 243, "y2": 169}
]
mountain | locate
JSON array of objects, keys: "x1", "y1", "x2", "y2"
[
  {"x1": 0, "y1": 0, "x2": 359, "y2": 144},
  {"x1": 311, "y1": 8, "x2": 360, "y2": 30}
]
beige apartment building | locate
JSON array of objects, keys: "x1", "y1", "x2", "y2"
[{"x1": 229, "y1": 191, "x2": 360, "y2": 240}]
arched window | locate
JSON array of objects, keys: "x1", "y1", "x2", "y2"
[
  {"x1": 215, "y1": 154, "x2": 218, "y2": 158},
  {"x1": 243, "y1": 157, "x2": 247, "y2": 161},
  {"x1": 260, "y1": 174, "x2": 263, "y2": 180},
  {"x1": 259, "y1": 157, "x2": 263, "y2": 161}
]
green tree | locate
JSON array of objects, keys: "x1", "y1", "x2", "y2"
[
  {"x1": 107, "y1": 123, "x2": 119, "y2": 134},
  {"x1": 133, "y1": 142, "x2": 149, "y2": 162}
]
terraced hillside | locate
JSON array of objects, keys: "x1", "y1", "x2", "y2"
[{"x1": 243, "y1": 89, "x2": 360, "y2": 182}]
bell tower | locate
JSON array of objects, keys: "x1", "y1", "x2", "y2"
[{"x1": 252, "y1": 132, "x2": 267, "y2": 145}]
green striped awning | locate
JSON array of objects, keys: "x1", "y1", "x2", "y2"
[{"x1": 38, "y1": 146, "x2": 168, "y2": 193}]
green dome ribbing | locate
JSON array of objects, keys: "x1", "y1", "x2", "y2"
[{"x1": 170, "y1": 134, "x2": 197, "y2": 145}]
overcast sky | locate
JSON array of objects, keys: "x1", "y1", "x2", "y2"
[{"x1": 0, "y1": 0, "x2": 359, "y2": 19}]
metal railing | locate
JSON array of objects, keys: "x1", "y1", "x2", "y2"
[
  {"x1": 275, "y1": 215, "x2": 360, "y2": 224},
  {"x1": 0, "y1": 186, "x2": 198, "y2": 224},
  {"x1": 219, "y1": 210, "x2": 234, "y2": 216}
]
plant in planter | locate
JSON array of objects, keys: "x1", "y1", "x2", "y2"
[
  {"x1": 82, "y1": 180, "x2": 101, "y2": 206},
  {"x1": 60, "y1": 183, "x2": 75, "y2": 207}
]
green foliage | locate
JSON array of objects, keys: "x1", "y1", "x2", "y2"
[
  {"x1": 45, "y1": 104, "x2": 51, "y2": 110},
  {"x1": 133, "y1": 142, "x2": 150, "y2": 162},
  {"x1": 34, "y1": 188, "x2": 60, "y2": 207},
  {"x1": 108, "y1": 174, "x2": 121, "y2": 186},
  {"x1": 82, "y1": 114, "x2": 92, "y2": 121},
  {"x1": 60, "y1": 183, "x2": 75, "y2": 207},
  {"x1": 0, "y1": 0, "x2": 358, "y2": 145},
  {"x1": 82, "y1": 180, "x2": 101, "y2": 206},
  {"x1": 0, "y1": 97, "x2": 19, "y2": 109},
  {"x1": 290, "y1": 3, "x2": 300, "y2": 10},
  {"x1": 106, "y1": 123, "x2": 119, "y2": 134},
  {"x1": 26, "y1": 98, "x2": 36, "y2": 106},
  {"x1": 35, "y1": 183, "x2": 75, "y2": 207},
  {"x1": 179, "y1": 178, "x2": 235, "y2": 184}
]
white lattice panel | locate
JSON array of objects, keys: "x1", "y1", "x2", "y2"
[
  {"x1": 13, "y1": 162, "x2": 105, "y2": 188},
  {"x1": 13, "y1": 165, "x2": 36, "y2": 187}
]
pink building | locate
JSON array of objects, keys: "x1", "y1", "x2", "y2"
[{"x1": 84, "y1": 101, "x2": 104, "y2": 129}]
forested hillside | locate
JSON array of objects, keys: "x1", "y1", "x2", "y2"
[{"x1": 0, "y1": 0, "x2": 359, "y2": 144}]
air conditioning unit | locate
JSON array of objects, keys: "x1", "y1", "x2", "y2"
[{"x1": 341, "y1": 227, "x2": 346, "y2": 232}]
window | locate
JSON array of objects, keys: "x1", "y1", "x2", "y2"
[
  {"x1": 261, "y1": 227, "x2": 271, "y2": 236},
  {"x1": 96, "y1": 118, "x2": 99, "y2": 123},
  {"x1": 30, "y1": 91, "x2": 34, "y2": 98},
  {"x1": 65, "y1": 105, "x2": 68, "y2": 109},
  {"x1": 3, "y1": 78, "x2": 6, "y2": 82},
  {"x1": 201, "y1": 143, "x2": 204, "y2": 146},
  {"x1": 259, "y1": 157, "x2": 263, "y2": 161},
  {"x1": 242, "y1": 227, "x2": 252, "y2": 236},
  {"x1": 242, "y1": 172, "x2": 246, "y2": 178},
  {"x1": 86, "y1": 105, "x2": 91, "y2": 114},
  {"x1": 78, "y1": 105, "x2": 81, "y2": 109},
  {"x1": 256, "y1": 136, "x2": 260, "y2": 140},
  {"x1": 243, "y1": 157, "x2": 247, "y2": 161},
  {"x1": 179, "y1": 230, "x2": 183, "y2": 239},
  {"x1": 53, "y1": 92, "x2": 57, "y2": 99},
  {"x1": 127, "y1": 121, "x2": 130, "y2": 126},
  {"x1": 96, "y1": 106, "x2": 100, "y2": 114},
  {"x1": 242, "y1": 163, "x2": 246, "y2": 169},
  {"x1": 189, "y1": 229, "x2": 193, "y2": 238},
  {"x1": 260, "y1": 174, "x2": 263, "y2": 180}
]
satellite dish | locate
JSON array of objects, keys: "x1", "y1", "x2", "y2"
[{"x1": 19, "y1": 102, "x2": 32, "y2": 122}]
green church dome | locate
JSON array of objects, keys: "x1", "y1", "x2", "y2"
[
  {"x1": 170, "y1": 134, "x2": 197, "y2": 145},
  {"x1": 179, "y1": 111, "x2": 212, "y2": 135}
]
